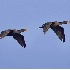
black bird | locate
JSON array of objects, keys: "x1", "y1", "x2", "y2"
[
  {"x1": 39, "y1": 21, "x2": 70, "y2": 42},
  {"x1": 0, "y1": 29, "x2": 27, "y2": 48}
]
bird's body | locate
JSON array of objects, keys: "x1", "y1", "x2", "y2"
[
  {"x1": 39, "y1": 21, "x2": 70, "y2": 42},
  {"x1": 0, "y1": 29, "x2": 27, "y2": 48},
  {"x1": 7, "y1": 30, "x2": 14, "y2": 36}
]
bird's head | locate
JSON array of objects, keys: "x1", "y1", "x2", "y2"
[
  {"x1": 39, "y1": 23, "x2": 48, "y2": 34},
  {"x1": 21, "y1": 28, "x2": 27, "y2": 32},
  {"x1": 39, "y1": 23, "x2": 47, "y2": 28},
  {"x1": 63, "y1": 21, "x2": 70, "y2": 24}
]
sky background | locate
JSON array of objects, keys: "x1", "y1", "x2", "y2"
[{"x1": 0, "y1": 0, "x2": 70, "y2": 69}]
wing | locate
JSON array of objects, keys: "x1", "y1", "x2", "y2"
[
  {"x1": 52, "y1": 22, "x2": 62, "y2": 26},
  {"x1": 50, "y1": 25, "x2": 65, "y2": 42},
  {"x1": 13, "y1": 29, "x2": 27, "y2": 34},
  {"x1": 0, "y1": 30, "x2": 10, "y2": 39},
  {"x1": 13, "y1": 33, "x2": 26, "y2": 48},
  {"x1": 39, "y1": 22, "x2": 52, "y2": 34}
]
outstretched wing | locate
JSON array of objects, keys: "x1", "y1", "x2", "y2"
[
  {"x1": 0, "y1": 30, "x2": 10, "y2": 39},
  {"x1": 50, "y1": 25, "x2": 65, "y2": 42},
  {"x1": 39, "y1": 22, "x2": 52, "y2": 34},
  {"x1": 13, "y1": 29, "x2": 27, "y2": 34},
  {"x1": 13, "y1": 33, "x2": 26, "y2": 48}
]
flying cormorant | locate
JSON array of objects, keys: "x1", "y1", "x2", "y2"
[
  {"x1": 39, "y1": 21, "x2": 70, "y2": 42},
  {"x1": 0, "y1": 29, "x2": 27, "y2": 48}
]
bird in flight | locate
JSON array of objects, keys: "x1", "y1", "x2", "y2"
[
  {"x1": 39, "y1": 21, "x2": 70, "y2": 42},
  {"x1": 0, "y1": 29, "x2": 27, "y2": 48}
]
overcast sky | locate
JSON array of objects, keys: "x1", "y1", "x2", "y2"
[{"x1": 0, "y1": 0, "x2": 70, "y2": 69}]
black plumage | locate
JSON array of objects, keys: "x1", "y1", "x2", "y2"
[
  {"x1": 39, "y1": 21, "x2": 70, "y2": 42},
  {"x1": 0, "y1": 29, "x2": 27, "y2": 48}
]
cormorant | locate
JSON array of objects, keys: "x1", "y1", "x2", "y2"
[
  {"x1": 39, "y1": 21, "x2": 70, "y2": 42},
  {"x1": 0, "y1": 29, "x2": 27, "y2": 48}
]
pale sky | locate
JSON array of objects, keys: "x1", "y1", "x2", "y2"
[{"x1": 0, "y1": 0, "x2": 70, "y2": 69}]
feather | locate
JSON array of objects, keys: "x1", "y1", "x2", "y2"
[
  {"x1": 50, "y1": 25, "x2": 65, "y2": 42},
  {"x1": 13, "y1": 33, "x2": 26, "y2": 48},
  {"x1": 0, "y1": 30, "x2": 10, "y2": 38}
]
